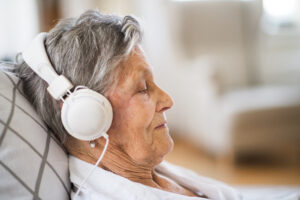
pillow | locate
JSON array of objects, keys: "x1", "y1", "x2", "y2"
[{"x1": 0, "y1": 71, "x2": 70, "y2": 199}]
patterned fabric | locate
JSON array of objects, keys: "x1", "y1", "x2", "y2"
[{"x1": 0, "y1": 71, "x2": 70, "y2": 199}]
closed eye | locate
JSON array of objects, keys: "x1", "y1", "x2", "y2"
[
  {"x1": 138, "y1": 88, "x2": 148, "y2": 94},
  {"x1": 136, "y1": 80, "x2": 149, "y2": 95}
]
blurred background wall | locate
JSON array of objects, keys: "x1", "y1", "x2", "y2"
[{"x1": 1, "y1": 0, "x2": 299, "y2": 184}]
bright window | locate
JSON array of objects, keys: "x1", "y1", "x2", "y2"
[
  {"x1": 262, "y1": 0, "x2": 300, "y2": 34},
  {"x1": 263, "y1": 0, "x2": 297, "y2": 20}
]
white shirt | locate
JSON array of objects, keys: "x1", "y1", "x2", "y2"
[{"x1": 69, "y1": 156, "x2": 242, "y2": 200}]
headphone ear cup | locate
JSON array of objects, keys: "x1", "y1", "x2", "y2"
[{"x1": 61, "y1": 89, "x2": 113, "y2": 141}]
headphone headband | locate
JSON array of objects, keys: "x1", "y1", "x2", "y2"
[{"x1": 22, "y1": 33, "x2": 73, "y2": 100}]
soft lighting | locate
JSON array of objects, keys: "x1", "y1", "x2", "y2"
[{"x1": 263, "y1": 0, "x2": 297, "y2": 19}]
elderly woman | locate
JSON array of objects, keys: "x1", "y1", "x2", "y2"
[{"x1": 8, "y1": 10, "x2": 241, "y2": 200}]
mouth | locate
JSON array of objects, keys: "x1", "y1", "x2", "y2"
[{"x1": 155, "y1": 122, "x2": 167, "y2": 129}]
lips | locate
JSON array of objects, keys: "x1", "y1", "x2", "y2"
[{"x1": 155, "y1": 122, "x2": 167, "y2": 129}]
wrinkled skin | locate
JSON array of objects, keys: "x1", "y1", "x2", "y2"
[{"x1": 66, "y1": 47, "x2": 199, "y2": 197}]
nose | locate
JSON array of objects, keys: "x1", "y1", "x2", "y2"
[{"x1": 156, "y1": 87, "x2": 174, "y2": 112}]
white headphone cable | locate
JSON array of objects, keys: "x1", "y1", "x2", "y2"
[{"x1": 74, "y1": 133, "x2": 109, "y2": 198}]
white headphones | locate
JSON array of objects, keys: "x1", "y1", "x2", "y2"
[{"x1": 22, "y1": 33, "x2": 113, "y2": 141}]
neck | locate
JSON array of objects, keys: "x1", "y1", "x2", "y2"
[
  {"x1": 103, "y1": 143, "x2": 157, "y2": 186},
  {"x1": 69, "y1": 139, "x2": 199, "y2": 197},
  {"x1": 75, "y1": 139, "x2": 159, "y2": 188}
]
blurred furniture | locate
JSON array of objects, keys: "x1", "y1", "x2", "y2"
[
  {"x1": 198, "y1": 84, "x2": 300, "y2": 164},
  {"x1": 219, "y1": 86, "x2": 300, "y2": 163}
]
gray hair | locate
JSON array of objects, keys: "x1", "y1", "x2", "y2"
[{"x1": 9, "y1": 10, "x2": 142, "y2": 143}]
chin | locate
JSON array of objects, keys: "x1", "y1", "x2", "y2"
[
  {"x1": 143, "y1": 135, "x2": 174, "y2": 166},
  {"x1": 140, "y1": 130, "x2": 174, "y2": 166},
  {"x1": 165, "y1": 136, "x2": 174, "y2": 155},
  {"x1": 158, "y1": 134, "x2": 174, "y2": 161}
]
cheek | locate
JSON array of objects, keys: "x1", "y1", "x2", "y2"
[
  {"x1": 108, "y1": 95, "x2": 155, "y2": 137},
  {"x1": 108, "y1": 93, "x2": 157, "y2": 161},
  {"x1": 127, "y1": 96, "x2": 155, "y2": 129}
]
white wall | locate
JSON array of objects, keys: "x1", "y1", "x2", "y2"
[
  {"x1": 256, "y1": 30, "x2": 300, "y2": 85},
  {"x1": 0, "y1": 0, "x2": 39, "y2": 59},
  {"x1": 59, "y1": 0, "x2": 135, "y2": 18}
]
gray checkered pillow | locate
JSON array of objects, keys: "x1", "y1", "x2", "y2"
[{"x1": 0, "y1": 71, "x2": 70, "y2": 199}]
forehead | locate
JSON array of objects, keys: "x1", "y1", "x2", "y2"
[
  {"x1": 105, "y1": 48, "x2": 153, "y2": 100},
  {"x1": 117, "y1": 48, "x2": 153, "y2": 84}
]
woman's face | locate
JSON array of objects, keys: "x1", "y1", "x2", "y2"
[{"x1": 106, "y1": 48, "x2": 174, "y2": 166}]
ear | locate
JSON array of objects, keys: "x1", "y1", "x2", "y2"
[{"x1": 60, "y1": 101, "x2": 63, "y2": 110}]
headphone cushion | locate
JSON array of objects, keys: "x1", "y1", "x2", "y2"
[{"x1": 61, "y1": 89, "x2": 113, "y2": 141}]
